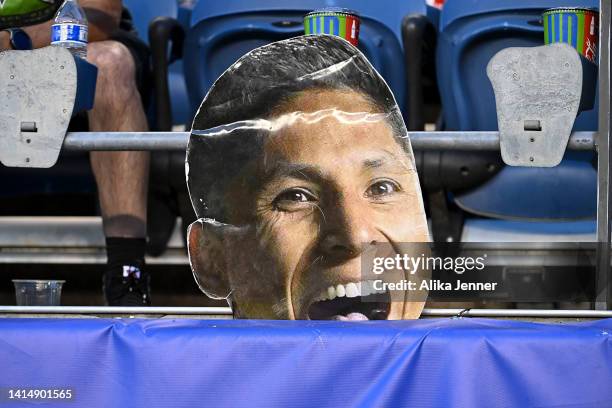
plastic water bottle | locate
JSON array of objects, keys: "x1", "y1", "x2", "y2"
[{"x1": 51, "y1": 0, "x2": 88, "y2": 59}]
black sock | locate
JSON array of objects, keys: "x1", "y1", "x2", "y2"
[{"x1": 105, "y1": 237, "x2": 146, "y2": 277}]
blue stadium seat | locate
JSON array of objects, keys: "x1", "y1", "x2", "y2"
[
  {"x1": 123, "y1": 0, "x2": 191, "y2": 126},
  {"x1": 436, "y1": 0, "x2": 598, "y2": 227},
  {"x1": 122, "y1": 0, "x2": 179, "y2": 44},
  {"x1": 184, "y1": 0, "x2": 434, "y2": 121}
]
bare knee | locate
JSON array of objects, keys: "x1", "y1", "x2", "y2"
[
  {"x1": 86, "y1": 41, "x2": 148, "y2": 131},
  {"x1": 87, "y1": 41, "x2": 137, "y2": 90}
]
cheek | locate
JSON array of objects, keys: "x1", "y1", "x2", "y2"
[
  {"x1": 256, "y1": 209, "x2": 321, "y2": 283},
  {"x1": 393, "y1": 214, "x2": 429, "y2": 241},
  {"x1": 374, "y1": 197, "x2": 429, "y2": 242}
]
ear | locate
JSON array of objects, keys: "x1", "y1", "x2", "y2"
[{"x1": 187, "y1": 219, "x2": 232, "y2": 299}]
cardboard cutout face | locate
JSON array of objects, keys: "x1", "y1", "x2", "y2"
[{"x1": 186, "y1": 35, "x2": 429, "y2": 320}]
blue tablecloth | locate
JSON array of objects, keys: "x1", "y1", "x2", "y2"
[{"x1": 1, "y1": 318, "x2": 611, "y2": 407}]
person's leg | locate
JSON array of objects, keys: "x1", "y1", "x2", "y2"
[{"x1": 87, "y1": 40, "x2": 151, "y2": 306}]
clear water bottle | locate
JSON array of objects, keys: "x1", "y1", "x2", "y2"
[{"x1": 51, "y1": 0, "x2": 88, "y2": 59}]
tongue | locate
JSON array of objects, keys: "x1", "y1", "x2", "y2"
[{"x1": 333, "y1": 312, "x2": 369, "y2": 321}]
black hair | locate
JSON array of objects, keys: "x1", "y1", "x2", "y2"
[{"x1": 187, "y1": 35, "x2": 408, "y2": 221}]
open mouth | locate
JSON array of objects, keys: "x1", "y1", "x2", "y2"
[{"x1": 307, "y1": 280, "x2": 392, "y2": 321}]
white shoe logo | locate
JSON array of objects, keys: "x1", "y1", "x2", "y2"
[{"x1": 123, "y1": 265, "x2": 142, "y2": 279}]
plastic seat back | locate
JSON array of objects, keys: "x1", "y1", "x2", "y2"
[
  {"x1": 184, "y1": 0, "x2": 431, "y2": 120},
  {"x1": 122, "y1": 0, "x2": 179, "y2": 44},
  {"x1": 437, "y1": 0, "x2": 598, "y2": 221}
]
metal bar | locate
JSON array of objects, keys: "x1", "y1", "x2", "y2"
[
  {"x1": 0, "y1": 306, "x2": 610, "y2": 318},
  {"x1": 0, "y1": 306, "x2": 233, "y2": 315},
  {"x1": 63, "y1": 131, "x2": 189, "y2": 151},
  {"x1": 596, "y1": 0, "x2": 612, "y2": 310},
  {"x1": 62, "y1": 131, "x2": 597, "y2": 152},
  {"x1": 410, "y1": 131, "x2": 596, "y2": 151},
  {"x1": 420, "y1": 309, "x2": 612, "y2": 318}
]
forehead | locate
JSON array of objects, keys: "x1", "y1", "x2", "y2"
[{"x1": 263, "y1": 90, "x2": 407, "y2": 167}]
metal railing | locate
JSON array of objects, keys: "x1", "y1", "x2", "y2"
[
  {"x1": 62, "y1": 131, "x2": 597, "y2": 152},
  {"x1": 1, "y1": 306, "x2": 610, "y2": 319},
  {"x1": 0, "y1": 306, "x2": 232, "y2": 315},
  {"x1": 596, "y1": 0, "x2": 612, "y2": 310}
]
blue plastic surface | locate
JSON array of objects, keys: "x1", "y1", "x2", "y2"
[
  {"x1": 456, "y1": 157, "x2": 598, "y2": 220},
  {"x1": 440, "y1": 0, "x2": 598, "y2": 31},
  {"x1": 437, "y1": 0, "x2": 598, "y2": 221},
  {"x1": 122, "y1": 0, "x2": 192, "y2": 127},
  {"x1": 168, "y1": 61, "x2": 190, "y2": 126},
  {"x1": 1, "y1": 318, "x2": 611, "y2": 407},
  {"x1": 122, "y1": 0, "x2": 179, "y2": 45},
  {"x1": 184, "y1": 0, "x2": 431, "y2": 121},
  {"x1": 189, "y1": 0, "x2": 429, "y2": 41},
  {"x1": 465, "y1": 218, "x2": 596, "y2": 236}
]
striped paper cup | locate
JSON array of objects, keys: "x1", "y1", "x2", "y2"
[
  {"x1": 543, "y1": 7, "x2": 599, "y2": 63},
  {"x1": 304, "y1": 8, "x2": 360, "y2": 46}
]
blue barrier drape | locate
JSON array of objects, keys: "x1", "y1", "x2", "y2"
[{"x1": 1, "y1": 318, "x2": 611, "y2": 407}]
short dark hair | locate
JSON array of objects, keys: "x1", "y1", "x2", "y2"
[{"x1": 187, "y1": 35, "x2": 408, "y2": 221}]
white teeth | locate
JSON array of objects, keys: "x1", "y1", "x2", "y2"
[
  {"x1": 319, "y1": 280, "x2": 386, "y2": 303},
  {"x1": 345, "y1": 282, "x2": 359, "y2": 298},
  {"x1": 327, "y1": 285, "x2": 336, "y2": 300}
]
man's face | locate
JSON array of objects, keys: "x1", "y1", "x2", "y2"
[{"x1": 189, "y1": 90, "x2": 429, "y2": 320}]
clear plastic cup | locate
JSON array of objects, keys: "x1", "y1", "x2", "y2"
[{"x1": 12, "y1": 280, "x2": 65, "y2": 306}]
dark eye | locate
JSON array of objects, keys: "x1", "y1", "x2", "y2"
[
  {"x1": 273, "y1": 188, "x2": 316, "y2": 211},
  {"x1": 366, "y1": 180, "x2": 400, "y2": 198}
]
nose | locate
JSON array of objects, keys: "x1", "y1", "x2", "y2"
[{"x1": 318, "y1": 195, "x2": 382, "y2": 261}]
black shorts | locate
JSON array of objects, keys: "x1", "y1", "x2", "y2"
[{"x1": 69, "y1": 10, "x2": 151, "y2": 131}]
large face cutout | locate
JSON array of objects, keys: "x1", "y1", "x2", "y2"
[{"x1": 186, "y1": 35, "x2": 429, "y2": 320}]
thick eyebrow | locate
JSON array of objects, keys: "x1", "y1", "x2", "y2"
[
  {"x1": 363, "y1": 158, "x2": 385, "y2": 169},
  {"x1": 361, "y1": 150, "x2": 410, "y2": 173}
]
